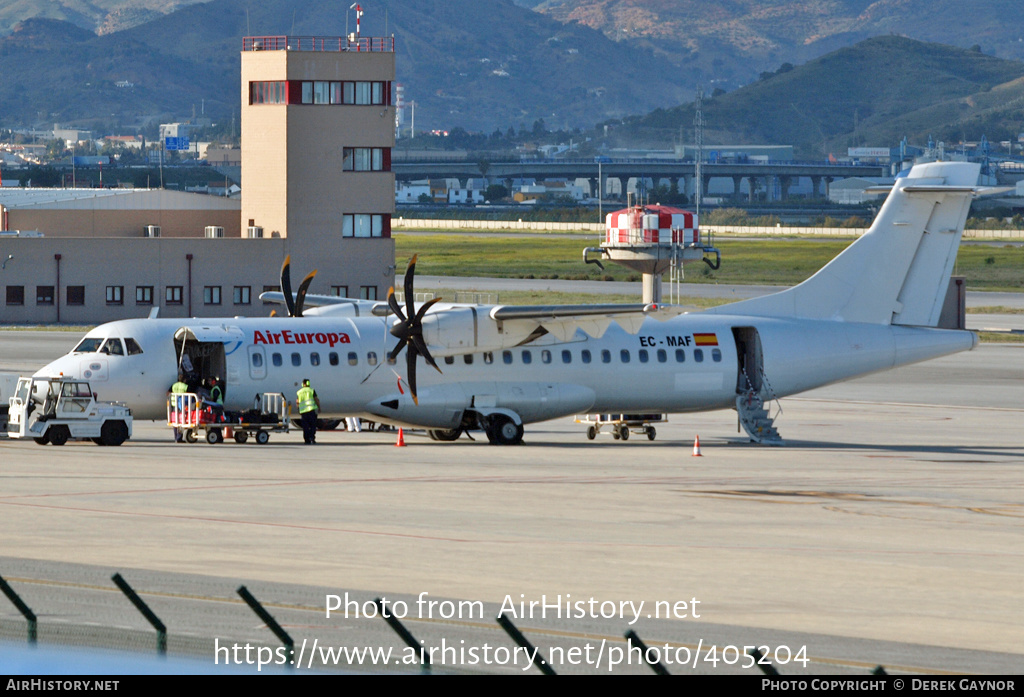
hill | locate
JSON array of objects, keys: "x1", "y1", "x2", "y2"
[
  {"x1": 0, "y1": 0, "x2": 689, "y2": 132},
  {"x1": 530, "y1": 0, "x2": 1024, "y2": 91},
  {"x1": 615, "y1": 36, "x2": 1024, "y2": 158},
  {"x1": 0, "y1": 0, "x2": 205, "y2": 36}
]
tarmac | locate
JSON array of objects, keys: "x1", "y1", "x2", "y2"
[{"x1": 0, "y1": 330, "x2": 1021, "y2": 674}]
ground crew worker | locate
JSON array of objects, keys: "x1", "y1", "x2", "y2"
[
  {"x1": 296, "y1": 378, "x2": 320, "y2": 445},
  {"x1": 169, "y1": 378, "x2": 189, "y2": 442}
]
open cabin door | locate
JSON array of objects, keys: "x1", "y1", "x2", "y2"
[
  {"x1": 173, "y1": 325, "x2": 245, "y2": 397},
  {"x1": 731, "y1": 326, "x2": 763, "y2": 395}
]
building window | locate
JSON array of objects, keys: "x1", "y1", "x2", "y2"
[
  {"x1": 67, "y1": 286, "x2": 85, "y2": 306},
  {"x1": 6, "y1": 286, "x2": 24, "y2": 306},
  {"x1": 330, "y1": 285, "x2": 348, "y2": 298},
  {"x1": 105, "y1": 286, "x2": 123, "y2": 305},
  {"x1": 233, "y1": 286, "x2": 251, "y2": 305},
  {"x1": 249, "y1": 81, "x2": 286, "y2": 104},
  {"x1": 313, "y1": 81, "x2": 330, "y2": 104},
  {"x1": 343, "y1": 147, "x2": 388, "y2": 171},
  {"x1": 136, "y1": 286, "x2": 153, "y2": 305},
  {"x1": 35, "y1": 286, "x2": 54, "y2": 305},
  {"x1": 166, "y1": 286, "x2": 183, "y2": 305},
  {"x1": 342, "y1": 213, "x2": 389, "y2": 238},
  {"x1": 355, "y1": 81, "x2": 372, "y2": 104},
  {"x1": 359, "y1": 286, "x2": 377, "y2": 300},
  {"x1": 203, "y1": 286, "x2": 221, "y2": 305}
]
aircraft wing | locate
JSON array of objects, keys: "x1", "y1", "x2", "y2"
[
  {"x1": 488, "y1": 302, "x2": 685, "y2": 341},
  {"x1": 259, "y1": 291, "x2": 387, "y2": 316}
]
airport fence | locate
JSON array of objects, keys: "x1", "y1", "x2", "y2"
[
  {"x1": 392, "y1": 218, "x2": 1024, "y2": 239},
  {"x1": 0, "y1": 569, "x2": 899, "y2": 676}
]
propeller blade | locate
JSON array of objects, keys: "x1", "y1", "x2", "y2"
[
  {"x1": 414, "y1": 297, "x2": 441, "y2": 323},
  {"x1": 388, "y1": 337, "x2": 408, "y2": 362},
  {"x1": 412, "y1": 334, "x2": 442, "y2": 374},
  {"x1": 386, "y1": 286, "x2": 405, "y2": 321},
  {"x1": 280, "y1": 255, "x2": 296, "y2": 317},
  {"x1": 403, "y1": 255, "x2": 417, "y2": 319},
  {"x1": 294, "y1": 270, "x2": 318, "y2": 318},
  {"x1": 406, "y1": 343, "x2": 419, "y2": 405}
]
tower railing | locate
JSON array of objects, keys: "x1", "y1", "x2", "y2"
[{"x1": 243, "y1": 36, "x2": 395, "y2": 52}]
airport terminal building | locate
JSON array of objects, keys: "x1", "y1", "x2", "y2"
[{"x1": 0, "y1": 35, "x2": 397, "y2": 325}]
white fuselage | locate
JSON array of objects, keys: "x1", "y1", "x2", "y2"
[{"x1": 35, "y1": 312, "x2": 976, "y2": 429}]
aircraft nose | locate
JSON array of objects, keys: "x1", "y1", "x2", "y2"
[{"x1": 34, "y1": 355, "x2": 79, "y2": 379}]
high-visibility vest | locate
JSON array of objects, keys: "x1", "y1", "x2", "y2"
[
  {"x1": 171, "y1": 381, "x2": 188, "y2": 393},
  {"x1": 297, "y1": 386, "x2": 317, "y2": 414},
  {"x1": 210, "y1": 385, "x2": 223, "y2": 404}
]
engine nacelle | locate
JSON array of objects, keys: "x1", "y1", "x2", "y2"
[{"x1": 420, "y1": 307, "x2": 539, "y2": 356}]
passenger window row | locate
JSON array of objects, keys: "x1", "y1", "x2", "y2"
[{"x1": 257, "y1": 347, "x2": 723, "y2": 369}]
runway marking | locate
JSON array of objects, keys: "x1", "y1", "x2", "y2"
[
  {"x1": 791, "y1": 397, "x2": 1024, "y2": 413},
  {"x1": 699, "y1": 490, "x2": 1024, "y2": 519},
  {"x1": 0, "y1": 474, "x2": 802, "y2": 501}
]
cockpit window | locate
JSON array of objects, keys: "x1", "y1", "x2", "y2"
[
  {"x1": 124, "y1": 338, "x2": 144, "y2": 355},
  {"x1": 73, "y1": 338, "x2": 104, "y2": 353},
  {"x1": 100, "y1": 338, "x2": 124, "y2": 356}
]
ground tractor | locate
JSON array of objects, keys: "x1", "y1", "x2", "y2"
[{"x1": 7, "y1": 376, "x2": 133, "y2": 446}]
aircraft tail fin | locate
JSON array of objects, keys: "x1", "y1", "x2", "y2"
[{"x1": 710, "y1": 161, "x2": 980, "y2": 326}]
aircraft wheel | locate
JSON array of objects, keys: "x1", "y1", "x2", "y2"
[
  {"x1": 255, "y1": 430, "x2": 270, "y2": 445},
  {"x1": 206, "y1": 428, "x2": 223, "y2": 445},
  {"x1": 486, "y1": 415, "x2": 523, "y2": 445},
  {"x1": 101, "y1": 421, "x2": 128, "y2": 446},
  {"x1": 317, "y1": 419, "x2": 342, "y2": 431},
  {"x1": 428, "y1": 428, "x2": 462, "y2": 442},
  {"x1": 586, "y1": 426, "x2": 597, "y2": 441},
  {"x1": 646, "y1": 426, "x2": 657, "y2": 441},
  {"x1": 234, "y1": 431, "x2": 249, "y2": 444},
  {"x1": 619, "y1": 425, "x2": 630, "y2": 441},
  {"x1": 49, "y1": 426, "x2": 70, "y2": 446},
  {"x1": 184, "y1": 429, "x2": 198, "y2": 444}
]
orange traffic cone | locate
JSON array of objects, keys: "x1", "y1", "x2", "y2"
[
  {"x1": 395, "y1": 428, "x2": 406, "y2": 447},
  {"x1": 692, "y1": 435, "x2": 703, "y2": 457}
]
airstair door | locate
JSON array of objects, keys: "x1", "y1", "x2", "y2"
[{"x1": 731, "y1": 326, "x2": 763, "y2": 394}]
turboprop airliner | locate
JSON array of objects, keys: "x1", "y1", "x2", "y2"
[{"x1": 33, "y1": 162, "x2": 981, "y2": 444}]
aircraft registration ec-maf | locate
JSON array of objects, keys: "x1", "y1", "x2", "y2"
[{"x1": 36, "y1": 162, "x2": 982, "y2": 445}]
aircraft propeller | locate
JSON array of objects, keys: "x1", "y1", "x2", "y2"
[
  {"x1": 279, "y1": 255, "x2": 318, "y2": 318},
  {"x1": 387, "y1": 255, "x2": 442, "y2": 405}
]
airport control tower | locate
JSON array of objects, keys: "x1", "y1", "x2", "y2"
[{"x1": 584, "y1": 204, "x2": 720, "y2": 304}]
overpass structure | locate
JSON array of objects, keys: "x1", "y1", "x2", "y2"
[{"x1": 393, "y1": 159, "x2": 888, "y2": 201}]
